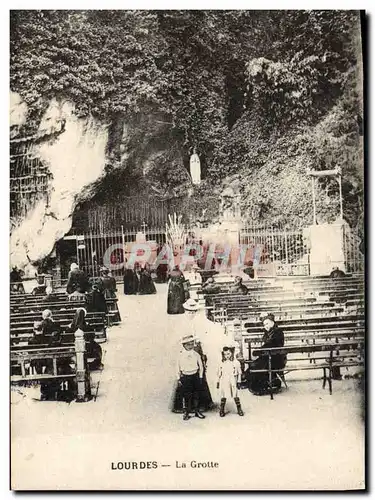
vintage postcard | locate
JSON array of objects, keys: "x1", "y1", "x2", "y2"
[{"x1": 10, "y1": 9, "x2": 365, "y2": 491}]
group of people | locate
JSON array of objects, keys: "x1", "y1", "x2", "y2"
[
  {"x1": 66, "y1": 263, "x2": 118, "y2": 313},
  {"x1": 123, "y1": 262, "x2": 157, "y2": 295},
  {"x1": 172, "y1": 299, "x2": 286, "y2": 420},
  {"x1": 172, "y1": 298, "x2": 245, "y2": 421},
  {"x1": 10, "y1": 266, "x2": 25, "y2": 294}
]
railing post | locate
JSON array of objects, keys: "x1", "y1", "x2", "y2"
[{"x1": 74, "y1": 328, "x2": 91, "y2": 402}]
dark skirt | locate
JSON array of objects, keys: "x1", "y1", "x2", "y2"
[
  {"x1": 170, "y1": 373, "x2": 213, "y2": 413},
  {"x1": 245, "y1": 356, "x2": 285, "y2": 395},
  {"x1": 123, "y1": 270, "x2": 139, "y2": 295},
  {"x1": 167, "y1": 279, "x2": 185, "y2": 314},
  {"x1": 86, "y1": 291, "x2": 107, "y2": 313},
  {"x1": 86, "y1": 341, "x2": 103, "y2": 371},
  {"x1": 155, "y1": 264, "x2": 168, "y2": 283},
  {"x1": 138, "y1": 274, "x2": 157, "y2": 295}
]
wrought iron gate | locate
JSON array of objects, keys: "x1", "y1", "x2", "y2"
[
  {"x1": 240, "y1": 225, "x2": 309, "y2": 276},
  {"x1": 60, "y1": 227, "x2": 166, "y2": 280}
]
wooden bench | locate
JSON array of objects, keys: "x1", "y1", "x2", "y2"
[
  {"x1": 10, "y1": 339, "x2": 93, "y2": 402},
  {"x1": 243, "y1": 339, "x2": 364, "y2": 400},
  {"x1": 11, "y1": 298, "x2": 120, "y2": 325},
  {"x1": 211, "y1": 304, "x2": 364, "y2": 323},
  {"x1": 242, "y1": 326, "x2": 365, "y2": 361},
  {"x1": 10, "y1": 311, "x2": 107, "y2": 345},
  {"x1": 244, "y1": 313, "x2": 364, "y2": 328}
]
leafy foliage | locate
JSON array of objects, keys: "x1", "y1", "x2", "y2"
[{"x1": 10, "y1": 10, "x2": 363, "y2": 228}]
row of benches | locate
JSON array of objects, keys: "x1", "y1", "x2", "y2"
[
  {"x1": 10, "y1": 288, "x2": 122, "y2": 402},
  {"x1": 201, "y1": 275, "x2": 365, "y2": 398},
  {"x1": 245, "y1": 339, "x2": 364, "y2": 399}
]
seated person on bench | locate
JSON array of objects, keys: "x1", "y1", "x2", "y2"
[
  {"x1": 10, "y1": 265, "x2": 25, "y2": 294},
  {"x1": 30, "y1": 309, "x2": 62, "y2": 348},
  {"x1": 329, "y1": 266, "x2": 346, "y2": 279},
  {"x1": 201, "y1": 277, "x2": 221, "y2": 295},
  {"x1": 245, "y1": 313, "x2": 286, "y2": 395},
  {"x1": 29, "y1": 310, "x2": 75, "y2": 401},
  {"x1": 66, "y1": 308, "x2": 103, "y2": 370},
  {"x1": 229, "y1": 276, "x2": 249, "y2": 295},
  {"x1": 66, "y1": 263, "x2": 89, "y2": 299},
  {"x1": 42, "y1": 286, "x2": 55, "y2": 302}
]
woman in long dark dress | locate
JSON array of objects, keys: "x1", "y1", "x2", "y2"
[
  {"x1": 245, "y1": 314, "x2": 286, "y2": 395},
  {"x1": 66, "y1": 308, "x2": 103, "y2": 371},
  {"x1": 138, "y1": 263, "x2": 157, "y2": 295},
  {"x1": 123, "y1": 260, "x2": 139, "y2": 295},
  {"x1": 171, "y1": 299, "x2": 213, "y2": 413},
  {"x1": 86, "y1": 283, "x2": 107, "y2": 314},
  {"x1": 100, "y1": 267, "x2": 117, "y2": 299},
  {"x1": 167, "y1": 265, "x2": 188, "y2": 315}
]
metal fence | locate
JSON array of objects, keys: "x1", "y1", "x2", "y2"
[
  {"x1": 71, "y1": 195, "x2": 221, "y2": 232},
  {"x1": 240, "y1": 225, "x2": 309, "y2": 276},
  {"x1": 60, "y1": 227, "x2": 167, "y2": 280},
  {"x1": 343, "y1": 224, "x2": 364, "y2": 274},
  {"x1": 57, "y1": 222, "x2": 364, "y2": 281}
]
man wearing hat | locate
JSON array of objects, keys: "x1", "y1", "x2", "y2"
[
  {"x1": 176, "y1": 334, "x2": 206, "y2": 420},
  {"x1": 245, "y1": 313, "x2": 286, "y2": 395}
]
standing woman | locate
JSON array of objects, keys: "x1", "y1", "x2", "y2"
[
  {"x1": 138, "y1": 263, "x2": 157, "y2": 295},
  {"x1": 123, "y1": 259, "x2": 139, "y2": 295},
  {"x1": 170, "y1": 299, "x2": 213, "y2": 413},
  {"x1": 66, "y1": 308, "x2": 103, "y2": 371},
  {"x1": 167, "y1": 265, "x2": 188, "y2": 315}
]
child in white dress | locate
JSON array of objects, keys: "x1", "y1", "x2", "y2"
[{"x1": 217, "y1": 346, "x2": 244, "y2": 417}]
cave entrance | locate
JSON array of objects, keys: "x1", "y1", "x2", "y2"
[{"x1": 56, "y1": 237, "x2": 79, "y2": 280}]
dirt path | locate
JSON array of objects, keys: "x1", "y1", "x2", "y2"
[{"x1": 11, "y1": 284, "x2": 365, "y2": 490}]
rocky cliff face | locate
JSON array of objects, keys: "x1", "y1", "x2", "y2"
[{"x1": 10, "y1": 94, "x2": 109, "y2": 273}]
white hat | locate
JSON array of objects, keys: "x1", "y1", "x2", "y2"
[
  {"x1": 222, "y1": 339, "x2": 237, "y2": 349},
  {"x1": 180, "y1": 334, "x2": 196, "y2": 345},
  {"x1": 70, "y1": 263, "x2": 79, "y2": 271},
  {"x1": 183, "y1": 298, "x2": 199, "y2": 311}
]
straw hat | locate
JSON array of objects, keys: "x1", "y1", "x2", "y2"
[
  {"x1": 183, "y1": 298, "x2": 199, "y2": 311},
  {"x1": 180, "y1": 334, "x2": 196, "y2": 345}
]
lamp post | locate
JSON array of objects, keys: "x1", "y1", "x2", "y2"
[{"x1": 307, "y1": 167, "x2": 343, "y2": 224}]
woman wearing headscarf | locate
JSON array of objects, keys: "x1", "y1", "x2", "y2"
[
  {"x1": 36, "y1": 309, "x2": 62, "y2": 346},
  {"x1": 100, "y1": 267, "x2": 117, "y2": 299},
  {"x1": 66, "y1": 308, "x2": 103, "y2": 371},
  {"x1": 245, "y1": 313, "x2": 286, "y2": 395},
  {"x1": 31, "y1": 310, "x2": 68, "y2": 401},
  {"x1": 229, "y1": 276, "x2": 249, "y2": 295},
  {"x1": 66, "y1": 263, "x2": 89, "y2": 299},
  {"x1": 167, "y1": 265, "x2": 189, "y2": 314},
  {"x1": 86, "y1": 282, "x2": 107, "y2": 314}
]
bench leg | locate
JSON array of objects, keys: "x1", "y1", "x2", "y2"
[
  {"x1": 322, "y1": 368, "x2": 327, "y2": 389},
  {"x1": 277, "y1": 372, "x2": 288, "y2": 389},
  {"x1": 328, "y1": 350, "x2": 333, "y2": 395},
  {"x1": 268, "y1": 355, "x2": 274, "y2": 401}
]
